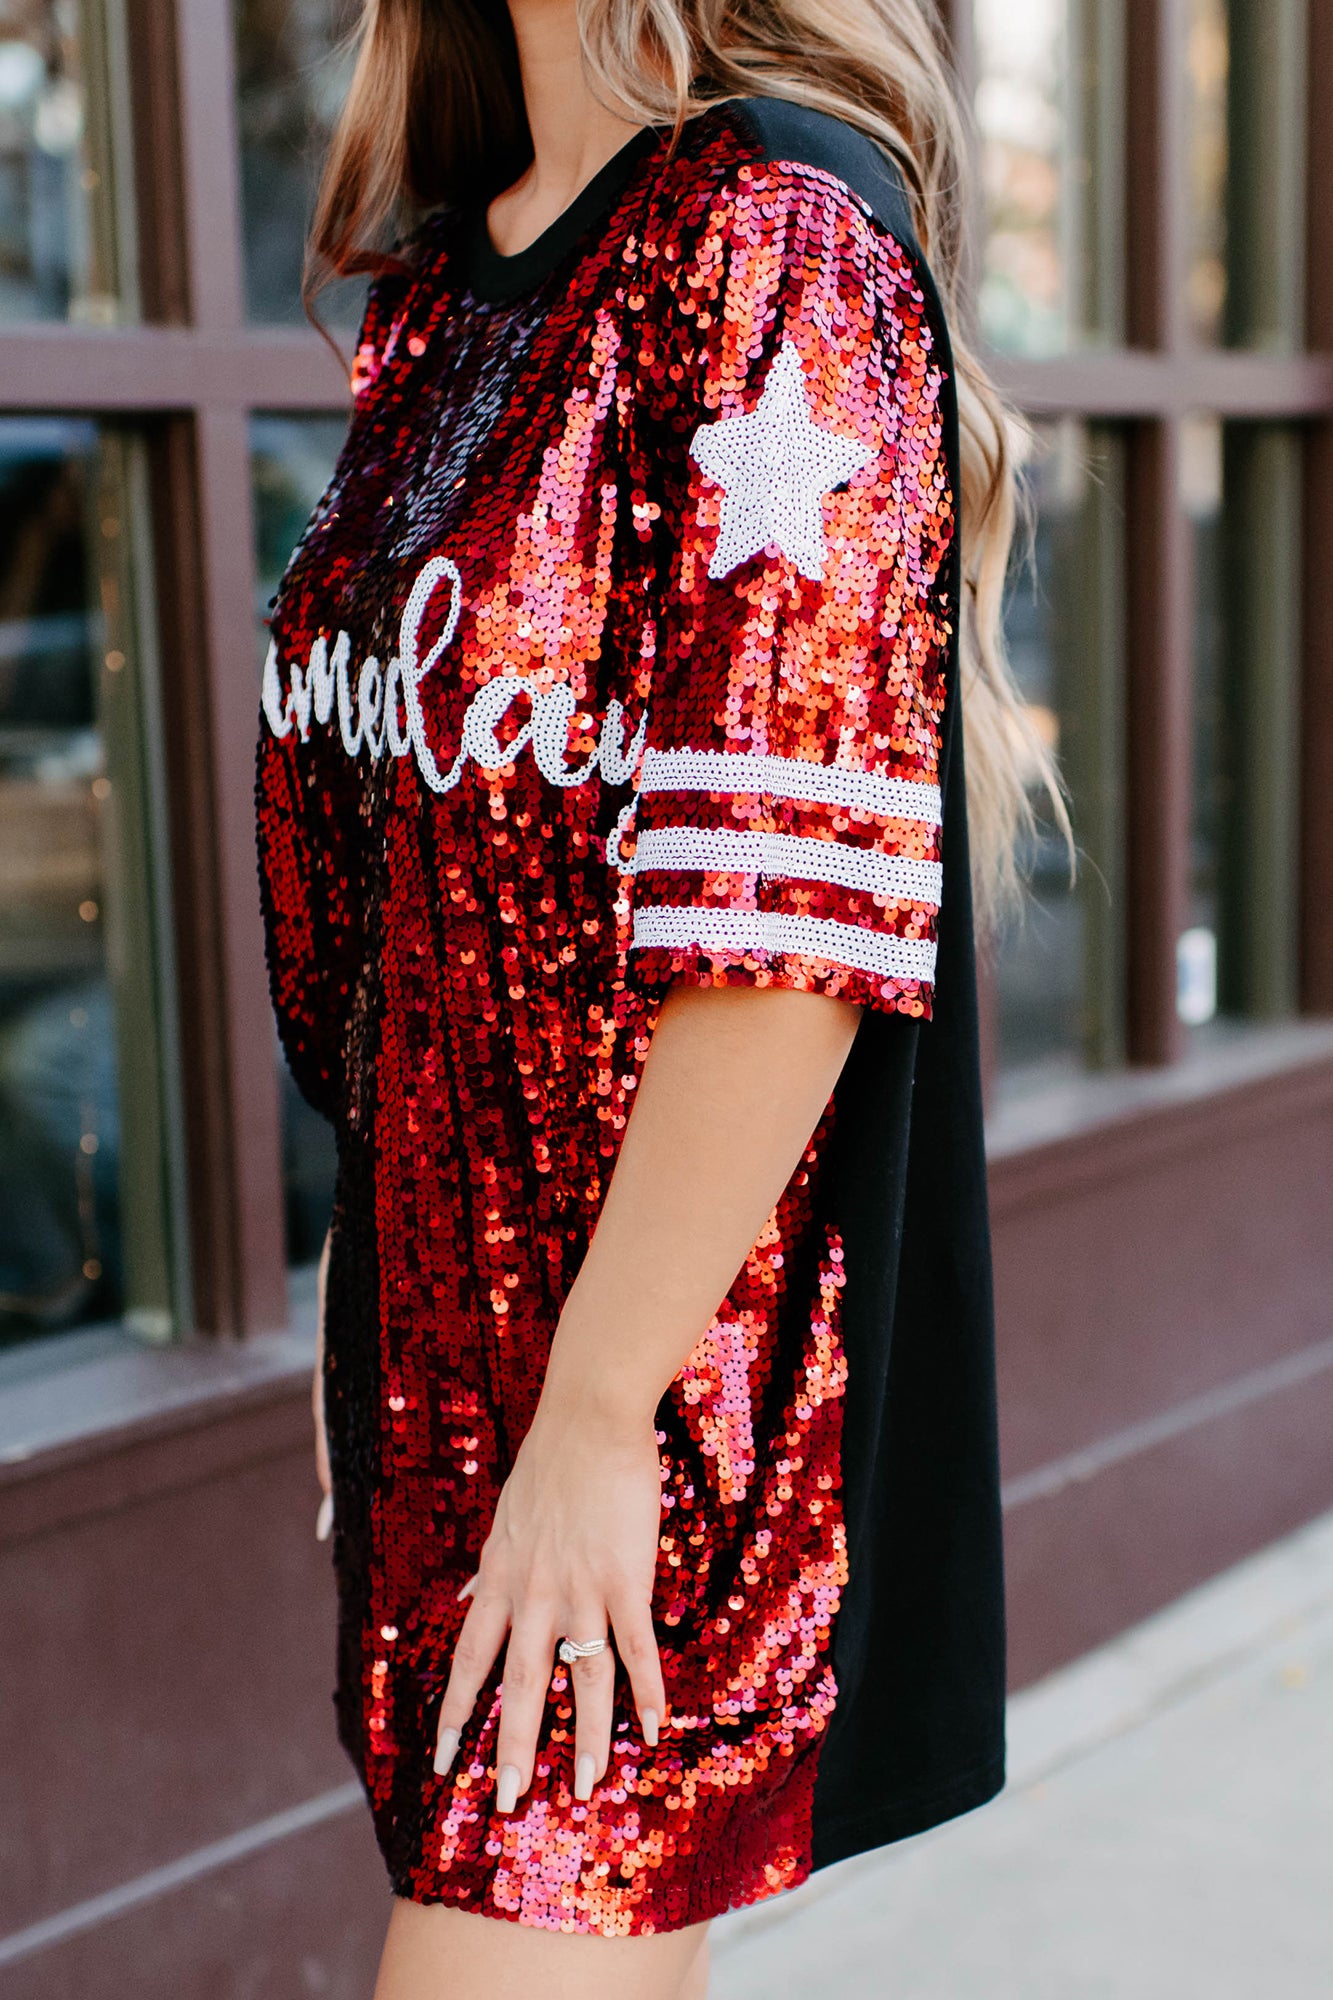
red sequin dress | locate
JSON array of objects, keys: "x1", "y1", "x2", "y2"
[{"x1": 255, "y1": 100, "x2": 1005, "y2": 1936}]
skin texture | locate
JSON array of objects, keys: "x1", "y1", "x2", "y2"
[{"x1": 308, "y1": 3, "x2": 867, "y2": 1991}]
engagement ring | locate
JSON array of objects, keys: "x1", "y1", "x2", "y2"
[{"x1": 557, "y1": 1635, "x2": 609, "y2": 1664}]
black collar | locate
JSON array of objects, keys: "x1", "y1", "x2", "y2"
[{"x1": 459, "y1": 125, "x2": 665, "y2": 305}]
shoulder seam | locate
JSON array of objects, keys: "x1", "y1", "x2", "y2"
[{"x1": 714, "y1": 98, "x2": 921, "y2": 257}]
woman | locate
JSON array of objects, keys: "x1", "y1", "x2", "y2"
[{"x1": 255, "y1": 2, "x2": 1060, "y2": 1993}]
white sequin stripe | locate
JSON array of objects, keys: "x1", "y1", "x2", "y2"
[
  {"x1": 631, "y1": 826, "x2": 943, "y2": 907},
  {"x1": 638, "y1": 748, "x2": 942, "y2": 827},
  {"x1": 630, "y1": 906, "x2": 937, "y2": 983}
]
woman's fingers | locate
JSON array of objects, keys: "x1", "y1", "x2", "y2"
[
  {"x1": 609, "y1": 1591, "x2": 666, "y2": 1749},
  {"x1": 312, "y1": 1227, "x2": 332, "y2": 1542},
  {"x1": 564, "y1": 1615, "x2": 615, "y2": 1801},
  {"x1": 493, "y1": 1612, "x2": 558, "y2": 1811},
  {"x1": 311, "y1": 1364, "x2": 332, "y2": 1540},
  {"x1": 436, "y1": 1588, "x2": 664, "y2": 1807},
  {"x1": 434, "y1": 1592, "x2": 509, "y2": 1777}
]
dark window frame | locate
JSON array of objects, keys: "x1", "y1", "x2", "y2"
[{"x1": 0, "y1": 0, "x2": 1329, "y2": 1337}]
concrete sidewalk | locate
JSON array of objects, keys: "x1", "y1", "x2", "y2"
[{"x1": 711, "y1": 1512, "x2": 1333, "y2": 1999}]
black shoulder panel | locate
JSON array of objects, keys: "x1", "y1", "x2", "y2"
[{"x1": 723, "y1": 98, "x2": 920, "y2": 258}]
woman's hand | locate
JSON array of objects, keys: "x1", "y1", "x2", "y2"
[
  {"x1": 432, "y1": 1392, "x2": 666, "y2": 1811},
  {"x1": 314, "y1": 1227, "x2": 333, "y2": 1541}
]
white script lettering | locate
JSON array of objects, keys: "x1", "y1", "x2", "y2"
[{"x1": 262, "y1": 557, "x2": 648, "y2": 803}]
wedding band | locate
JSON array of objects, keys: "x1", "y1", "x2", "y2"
[{"x1": 558, "y1": 1635, "x2": 609, "y2": 1664}]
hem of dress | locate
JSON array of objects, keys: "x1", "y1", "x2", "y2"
[
  {"x1": 382, "y1": 1854, "x2": 811, "y2": 1939},
  {"x1": 374, "y1": 1753, "x2": 1006, "y2": 1936},
  {"x1": 809, "y1": 1748, "x2": 1007, "y2": 1875},
  {"x1": 380, "y1": 1761, "x2": 823, "y2": 1937}
]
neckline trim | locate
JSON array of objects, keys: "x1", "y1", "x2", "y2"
[{"x1": 461, "y1": 125, "x2": 665, "y2": 305}]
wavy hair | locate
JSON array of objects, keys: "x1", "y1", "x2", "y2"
[{"x1": 306, "y1": 0, "x2": 1070, "y2": 931}]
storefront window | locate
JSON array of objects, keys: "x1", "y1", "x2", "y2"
[
  {"x1": 1183, "y1": 416, "x2": 1224, "y2": 1023},
  {"x1": 1186, "y1": 0, "x2": 1228, "y2": 345},
  {"x1": 993, "y1": 420, "x2": 1125, "y2": 1082},
  {"x1": 235, "y1": 0, "x2": 362, "y2": 326},
  {"x1": 251, "y1": 412, "x2": 348, "y2": 1265},
  {"x1": 0, "y1": 417, "x2": 120, "y2": 1340},
  {"x1": 0, "y1": 0, "x2": 132, "y2": 322}
]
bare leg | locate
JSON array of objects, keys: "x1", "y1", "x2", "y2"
[
  {"x1": 679, "y1": 1927, "x2": 711, "y2": 1999},
  {"x1": 373, "y1": 1899, "x2": 711, "y2": 2000}
]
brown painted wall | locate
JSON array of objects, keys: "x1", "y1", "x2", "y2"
[{"x1": 2, "y1": 1065, "x2": 1332, "y2": 1993}]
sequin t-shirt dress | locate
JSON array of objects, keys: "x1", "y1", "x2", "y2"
[{"x1": 255, "y1": 99, "x2": 1006, "y2": 1936}]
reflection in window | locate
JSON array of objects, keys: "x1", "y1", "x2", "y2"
[
  {"x1": 975, "y1": 0, "x2": 1072, "y2": 356},
  {"x1": 1203, "y1": 425, "x2": 1301, "y2": 1023},
  {"x1": 0, "y1": 418, "x2": 119, "y2": 1339},
  {"x1": 0, "y1": 0, "x2": 128, "y2": 322},
  {"x1": 1184, "y1": 417, "x2": 1223, "y2": 1023},
  {"x1": 1186, "y1": 0, "x2": 1228, "y2": 345},
  {"x1": 994, "y1": 421, "x2": 1125, "y2": 1083},
  {"x1": 252, "y1": 414, "x2": 349, "y2": 1265},
  {"x1": 235, "y1": 0, "x2": 363, "y2": 326}
]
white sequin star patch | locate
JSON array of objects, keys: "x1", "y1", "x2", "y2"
[{"x1": 689, "y1": 339, "x2": 876, "y2": 581}]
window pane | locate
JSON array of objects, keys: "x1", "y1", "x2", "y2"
[
  {"x1": 235, "y1": 0, "x2": 363, "y2": 326},
  {"x1": 0, "y1": 0, "x2": 133, "y2": 323},
  {"x1": 1201, "y1": 423, "x2": 1302, "y2": 1023},
  {"x1": 0, "y1": 418, "x2": 118, "y2": 1339},
  {"x1": 1186, "y1": 0, "x2": 1228, "y2": 345},
  {"x1": 1223, "y1": 0, "x2": 1306, "y2": 352},
  {"x1": 1184, "y1": 416, "x2": 1224, "y2": 1021},
  {"x1": 994, "y1": 421, "x2": 1126, "y2": 1084},
  {"x1": 251, "y1": 412, "x2": 349, "y2": 1265},
  {"x1": 975, "y1": 0, "x2": 1123, "y2": 355}
]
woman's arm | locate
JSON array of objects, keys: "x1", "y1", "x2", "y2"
[{"x1": 433, "y1": 982, "x2": 862, "y2": 1810}]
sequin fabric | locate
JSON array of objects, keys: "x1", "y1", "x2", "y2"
[{"x1": 254, "y1": 106, "x2": 955, "y2": 1936}]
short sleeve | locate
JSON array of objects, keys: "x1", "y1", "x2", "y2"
[
  {"x1": 623, "y1": 162, "x2": 955, "y2": 1020},
  {"x1": 348, "y1": 259, "x2": 416, "y2": 401}
]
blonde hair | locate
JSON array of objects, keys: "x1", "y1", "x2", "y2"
[{"x1": 307, "y1": 0, "x2": 1069, "y2": 932}]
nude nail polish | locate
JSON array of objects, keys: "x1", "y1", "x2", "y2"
[
  {"x1": 642, "y1": 1708, "x2": 660, "y2": 1747},
  {"x1": 433, "y1": 1727, "x2": 459, "y2": 1777},
  {"x1": 315, "y1": 1493, "x2": 334, "y2": 1542},
  {"x1": 574, "y1": 1754, "x2": 596, "y2": 1801},
  {"x1": 496, "y1": 1763, "x2": 521, "y2": 1812}
]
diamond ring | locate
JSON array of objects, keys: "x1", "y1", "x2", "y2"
[{"x1": 558, "y1": 1635, "x2": 610, "y2": 1664}]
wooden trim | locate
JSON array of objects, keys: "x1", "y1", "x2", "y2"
[
  {"x1": 1124, "y1": 0, "x2": 1188, "y2": 354},
  {"x1": 0, "y1": 327, "x2": 353, "y2": 410},
  {"x1": 122, "y1": 0, "x2": 190, "y2": 322},
  {"x1": 1301, "y1": 0, "x2": 1333, "y2": 1011},
  {"x1": 146, "y1": 416, "x2": 286, "y2": 1336},
  {"x1": 6, "y1": 329, "x2": 1330, "y2": 422},
  {"x1": 0, "y1": 1349, "x2": 313, "y2": 1548},
  {"x1": 171, "y1": 0, "x2": 246, "y2": 330},
  {"x1": 192, "y1": 405, "x2": 288, "y2": 1332},
  {"x1": 989, "y1": 1048, "x2": 1333, "y2": 1219},
  {"x1": 994, "y1": 349, "x2": 1333, "y2": 420}
]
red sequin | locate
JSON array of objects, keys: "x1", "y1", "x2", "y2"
[{"x1": 254, "y1": 108, "x2": 955, "y2": 1936}]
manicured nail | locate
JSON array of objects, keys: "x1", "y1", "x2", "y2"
[
  {"x1": 315, "y1": 1493, "x2": 334, "y2": 1542},
  {"x1": 496, "y1": 1763, "x2": 521, "y2": 1813},
  {"x1": 433, "y1": 1727, "x2": 459, "y2": 1777},
  {"x1": 456, "y1": 1574, "x2": 477, "y2": 1601},
  {"x1": 641, "y1": 1708, "x2": 660, "y2": 1748},
  {"x1": 575, "y1": 1754, "x2": 596, "y2": 1801}
]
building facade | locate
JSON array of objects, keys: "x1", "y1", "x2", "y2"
[{"x1": 1, "y1": 0, "x2": 1331, "y2": 1990}]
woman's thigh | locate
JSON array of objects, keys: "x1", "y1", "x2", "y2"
[{"x1": 373, "y1": 1898, "x2": 711, "y2": 2000}]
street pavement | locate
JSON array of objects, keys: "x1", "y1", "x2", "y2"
[{"x1": 711, "y1": 1511, "x2": 1333, "y2": 1999}]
